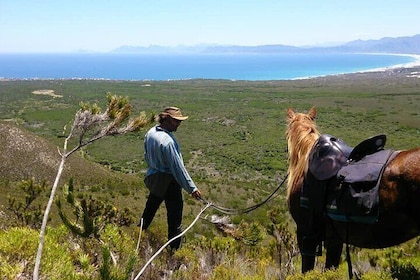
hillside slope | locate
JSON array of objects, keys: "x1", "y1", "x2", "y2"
[{"x1": 0, "y1": 121, "x2": 142, "y2": 187}]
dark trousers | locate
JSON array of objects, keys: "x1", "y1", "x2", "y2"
[{"x1": 141, "y1": 182, "x2": 184, "y2": 250}]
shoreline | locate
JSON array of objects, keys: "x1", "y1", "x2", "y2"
[
  {"x1": 356, "y1": 53, "x2": 420, "y2": 73},
  {"x1": 292, "y1": 53, "x2": 420, "y2": 80}
]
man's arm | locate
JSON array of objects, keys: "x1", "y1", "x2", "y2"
[{"x1": 163, "y1": 143, "x2": 199, "y2": 194}]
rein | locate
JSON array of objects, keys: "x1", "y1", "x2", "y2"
[
  {"x1": 198, "y1": 174, "x2": 288, "y2": 215},
  {"x1": 133, "y1": 175, "x2": 288, "y2": 277}
]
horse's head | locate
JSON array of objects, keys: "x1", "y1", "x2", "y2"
[{"x1": 285, "y1": 107, "x2": 320, "y2": 199}]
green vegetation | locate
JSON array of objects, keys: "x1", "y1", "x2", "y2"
[{"x1": 1, "y1": 68, "x2": 420, "y2": 279}]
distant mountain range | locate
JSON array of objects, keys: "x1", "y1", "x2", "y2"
[{"x1": 112, "y1": 34, "x2": 420, "y2": 54}]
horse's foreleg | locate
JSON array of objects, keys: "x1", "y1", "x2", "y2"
[
  {"x1": 298, "y1": 233, "x2": 318, "y2": 273},
  {"x1": 301, "y1": 254, "x2": 316, "y2": 273},
  {"x1": 324, "y1": 226, "x2": 343, "y2": 270},
  {"x1": 295, "y1": 209, "x2": 320, "y2": 273}
]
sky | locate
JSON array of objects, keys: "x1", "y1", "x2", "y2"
[{"x1": 1, "y1": 0, "x2": 419, "y2": 53}]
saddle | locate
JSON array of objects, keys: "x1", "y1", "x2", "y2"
[
  {"x1": 302, "y1": 134, "x2": 392, "y2": 223},
  {"x1": 308, "y1": 134, "x2": 387, "y2": 181},
  {"x1": 300, "y1": 134, "x2": 396, "y2": 257}
]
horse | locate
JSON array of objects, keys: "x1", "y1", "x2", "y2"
[{"x1": 285, "y1": 106, "x2": 420, "y2": 275}]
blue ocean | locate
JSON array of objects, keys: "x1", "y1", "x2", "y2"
[{"x1": 0, "y1": 53, "x2": 415, "y2": 81}]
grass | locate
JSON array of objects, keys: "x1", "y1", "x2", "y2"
[{"x1": 0, "y1": 67, "x2": 420, "y2": 279}]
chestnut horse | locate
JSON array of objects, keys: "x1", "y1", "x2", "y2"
[{"x1": 286, "y1": 107, "x2": 420, "y2": 274}]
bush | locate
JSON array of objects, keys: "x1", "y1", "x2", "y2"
[{"x1": 0, "y1": 226, "x2": 75, "y2": 279}]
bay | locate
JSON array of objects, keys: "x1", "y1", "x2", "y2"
[{"x1": 0, "y1": 53, "x2": 415, "y2": 81}]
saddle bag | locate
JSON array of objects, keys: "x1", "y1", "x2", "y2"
[{"x1": 326, "y1": 149, "x2": 396, "y2": 224}]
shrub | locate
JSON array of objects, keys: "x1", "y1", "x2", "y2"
[{"x1": 6, "y1": 179, "x2": 47, "y2": 228}]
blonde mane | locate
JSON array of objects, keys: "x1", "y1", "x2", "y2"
[{"x1": 285, "y1": 107, "x2": 320, "y2": 200}]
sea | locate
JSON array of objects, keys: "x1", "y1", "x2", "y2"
[{"x1": 0, "y1": 53, "x2": 416, "y2": 81}]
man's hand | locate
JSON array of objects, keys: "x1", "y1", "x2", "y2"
[{"x1": 191, "y1": 189, "x2": 202, "y2": 200}]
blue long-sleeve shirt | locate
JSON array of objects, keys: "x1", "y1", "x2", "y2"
[{"x1": 144, "y1": 125, "x2": 198, "y2": 194}]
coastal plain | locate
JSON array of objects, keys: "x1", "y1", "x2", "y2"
[
  {"x1": 1, "y1": 65, "x2": 419, "y2": 217},
  {"x1": 1, "y1": 65, "x2": 419, "y2": 210}
]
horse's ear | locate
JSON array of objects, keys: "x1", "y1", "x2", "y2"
[
  {"x1": 308, "y1": 107, "x2": 316, "y2": 120},
  {"x1": 287, "y1": 108, "x2": 295, "y2": 119}
]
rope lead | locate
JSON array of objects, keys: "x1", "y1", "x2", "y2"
[
  {"x1": 199, "y1": 174, "x2": 288, "y2": 215},
  {"x1": 133, "y1": 174, "x2": 288, "y2": 278}
]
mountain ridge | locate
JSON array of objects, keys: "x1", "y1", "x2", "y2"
[{"x1": 112, "y1": 34, "x2": 420, "y2": 54}]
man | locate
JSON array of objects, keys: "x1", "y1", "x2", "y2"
[{"x1": 140, "y1": 106, "x2": 202, "y2": 250}]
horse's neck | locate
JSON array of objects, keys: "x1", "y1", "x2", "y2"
[{"x1": 287, "y1": 137, "x2": 317, "y2": 198}]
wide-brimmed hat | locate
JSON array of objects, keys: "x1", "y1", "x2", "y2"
[{"x1": 160, "y1": 106, "x2": 189, "y2": 121}]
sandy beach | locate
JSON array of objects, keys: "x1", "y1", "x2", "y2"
[{"x1": 358, "y1": 53, "x2": 420, "y2": 74}]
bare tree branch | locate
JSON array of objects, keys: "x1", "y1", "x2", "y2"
[{"x1": 33, "y1": 93, "x2": 152, "y2": 280}]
